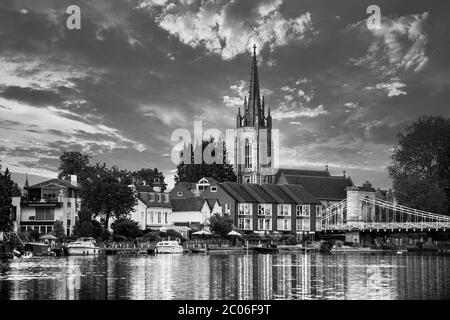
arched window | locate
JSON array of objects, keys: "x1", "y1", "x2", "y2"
[{"x1": 244, "y1": 139, "x2": 252, "y2": 169}]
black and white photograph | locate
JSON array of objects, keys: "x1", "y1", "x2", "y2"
[{"x1": 0, "y1": 0, "x2": 450, "y2": 309}]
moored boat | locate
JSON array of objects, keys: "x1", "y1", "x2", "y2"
[
  {"x1": 253, "y1": 244, "x2": 279, "y2": 254},
  {"x1": 155, "y1": 240, "x2": 183, "y2": 254},
  {"x1": 67, "y1": 237, "x2": 99, "y2": 255}
]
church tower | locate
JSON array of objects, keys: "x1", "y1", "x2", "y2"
[{"x1": 235, "y1": 45, "x2": 274, "y2": 184}]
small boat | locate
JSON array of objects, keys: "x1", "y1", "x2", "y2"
[
  {"x1": 155, "y1": 240, "x2": 183, "y2": 254},
  {"x1": 253, "y1": 244, "x2": 279, "y2": 254},
  {"x1": 67, "y1": 237, "x2": 99, "y2": 255}
]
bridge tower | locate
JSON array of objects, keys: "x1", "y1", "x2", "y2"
[{"x1": 345, "y1": 181, "x2": 376, "y2": 243}]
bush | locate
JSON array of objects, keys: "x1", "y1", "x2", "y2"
[
  {"x1": 73, "y1": 219, "x2": 109, "y2": 240},
  {"x1": 29, "y1": 229, "x2": 40, "y2": 241},
  {"x1": 111, "y1": 218, "x2": 143, "y2": 239},
  {"x1": 142, "y1": 230, "x2": 161, "y2": 242},
  {"x1": 209, "y1": 214, "x2": 233, "y2": 237},
  {"x1": 164, "y1": 229, "x2": 187, "y2": 242}
]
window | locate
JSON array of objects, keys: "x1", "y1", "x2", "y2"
[
  {"x1": 210, "y1": 186, "x2": 217, "y2": 192},
  {"x1": 238, "y1": 218, "x2": 252, "y2": 230},
  {"x1": 277, "y1": 204, "x2": 291, "y2": 216},
  {"x1": 238, "y1": 203, "x2": 252, "y2": 215},
  {"x1": 296, "y1": 205, "x2": 310, "y2": 217},
  {"x1": 258, "y1": 218, "x2": 272, "y2": 230},
  {"x1": 164, "y1": 212, "x2": 168, "y2": 224},
  {"x1": 277, "y1": 219, "x2": 291, "y2": 231},
  {"x1": 47, "y1": 226, "x2": 52, "y2": 233},
  {"x1": 244, "y1": 139, "x2": 252, "y2": 169},
  {"x1": 165, "y1": 194, "x2": 169, "y2": 203},
  {"x1": 150, "y1": 193, "x2": 155, "y2": 201},
  {"x1": 177, "y1": 192, "x2": 183, "y2": 196},
  {"x1": 315, "y1": 205, "x2": 323, "y2": 218},
  {"x1": 20, "y1": 226, "x2": 26, "y2": 232},
  {"x1": 224, "y1": 203, "x2": 231, "y2": 214},
  {"x1": 40, "y1": 226, "x2": 46, "y2": 233},
  {"x1": 36, "y1": 208, "x2": 55, "y2": 221},
  {"x1": 156, "y1": 194, "x2": 161, "y2": 202},
  {"x1": 258, "y1": 204, "x2": 272, "y2": 216},
  {"x1": 67, "y1": 202, "x2": 71, "y2": 208},
  {"x1": 315, "y1": 220, "x2": 322, "y2": 231},
  {"x1": 296, "y1": 219, "x2": 310, "y2": 231}
]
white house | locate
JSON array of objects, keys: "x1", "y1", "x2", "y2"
[
  {"x1": 12, "y1": 175, "x2": 81, "y2": 236},
  {"x1": 171, "y1": 198, "x2": 212, "y2": 224}
]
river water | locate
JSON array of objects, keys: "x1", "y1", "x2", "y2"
[{"x1": 0, "y1": 252, "x2": 449, "y2": 300}]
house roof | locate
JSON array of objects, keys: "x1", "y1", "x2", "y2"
[
  {"x1": 280, "y1": 184, "x2": 321, "y2": 204},
  {"x1": 260, "y1": 184, "x2": 296, "y2": 203},
  {"x1": 27, "y1": 178, "x2": 79, "y2": 190},
  {"x1": 279, "y1": 175, "x2": 353, "y2": 201},
  {"x1": 171, "y1": 198, "x2": 208, "y2": 212},
  {"x1": 138, "y1": 193, "x2": 172, "y2": 208},
  {"x1": 221, "y1": 182, "x2": 256, "y2": 203},
  {"x1": 275, "y1": 168, "x2": 330, "y2": 181},
  {"x1": 218, "y1": 182, "x2": 319, "y2": 204},
  {"x1": 205, "y1": 198, "x2": 220, "y2": 210},
  {"x1": 135, "y1": 185, "x2": 155, "y2": 193}
]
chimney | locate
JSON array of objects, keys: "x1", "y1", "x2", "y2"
[
  {"x1": 70, "y1": 175, "x2": 78, "y2": 187},
  {"x1": 343, "y1": 170, "x2": 346, "y2": 178}
]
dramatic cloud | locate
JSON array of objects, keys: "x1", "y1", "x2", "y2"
[
  {"x1": 137, "y1": 0, "x2": 315, "y2": 59},
  {"x1": 0, "y1": 0, "x2": 449, "y2": 190}
]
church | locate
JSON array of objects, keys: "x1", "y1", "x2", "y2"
[
  {"x1": 233, "y1": 45, "x2": 353, "y2": 207},
  {"x1": 170, "y1": 46, "x2": 354, "y2": 235}
]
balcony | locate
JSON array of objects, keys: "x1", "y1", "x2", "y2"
[{"x1": 21, "y1": 197, "x2": 63, "y2": 207}]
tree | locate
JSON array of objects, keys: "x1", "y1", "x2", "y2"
[
  {"x1": 52, "y1": 220, "x2": 66, "y2": 241},
  {"x1": 209, "y1": 214, "x2": 233, "y2": 237},
  {"x1": 81, "y1": 174, "x2": 137, "y2": 230},
  {"x1": 133, "y1": 168, "x2": 167, "y2": 191},
  {"x1": 175, "y1": 137, "x2": 237, "y2": 183},
  {"x1": 58, "y1": 151, "x2": 91, "y2": 182},
  {"x1": 389, "y1": 115, "x2": 450, "y2": 215},
  {"x1": 72, "y1": 219, "x2": 106, "y2": 239},
  {"x1": 111, "y1": 218, "x2": 142, "y2": 239},
  {"x1": 0, "y1": 166, "x2": 14, "y2": 232}
]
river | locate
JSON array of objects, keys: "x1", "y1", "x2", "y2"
[{"x1": 0, "y1": 252, "x2": 449, "y2": 300}]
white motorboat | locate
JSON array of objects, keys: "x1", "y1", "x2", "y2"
[
  {"x1": 155, "y1": 240, "x2": 183, "y2": 254},
  {"x1": 67, "y1": 237, "x2": 99, "y2": 255}
]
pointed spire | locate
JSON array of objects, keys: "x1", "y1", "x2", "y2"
[
  {"x1": 247, "y1": 44, "x2": 261, "y2": 125},
  {"x1": 24, "y1": 172, "x2": 29, "y2": 188}
]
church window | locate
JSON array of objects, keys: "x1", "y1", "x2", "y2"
[{"x1": 244, "y1": 139, "x2": 252, "y2": 169}]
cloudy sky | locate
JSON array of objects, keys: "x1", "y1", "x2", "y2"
[{"x1": 0, "y1": 0, "x2": 449, "y2": 189}]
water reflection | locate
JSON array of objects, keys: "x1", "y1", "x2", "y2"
[{"x1": 0, "y1": 252, "x2": 449, "y2": 300}]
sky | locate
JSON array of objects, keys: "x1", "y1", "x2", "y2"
[{"x1": 0, "y1": 0, "x2": 449, "y2": 190}]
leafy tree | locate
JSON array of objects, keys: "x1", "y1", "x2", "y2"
[
  {"x1": 175, "y1": 137, "x2": 237, "y2": 183},
  {"x1": 58, "y1": 152, "x2": 91, "y2": 182},
  {"x1": 72, "y1": 219, "x2": 106, "y2": 239},
  {"x1": 52, "y1": 220, "x2": 66, "y2": 241},
  {"x1": 133, "y1": 168, "x2": 167, "y2": 191},
  {"x1": 0, "y1": 166, "x2": 14, "y2": 232},
  {"x1": 111, "y1": 218, "x2": 142, "y2": 239},
  {"x1": 389, "y1": 116, "x2": 450, "y2": 214},
  {"x1": 209, "y1": 214, "x2": 233, "y2": 237},
  {"x1": 81, "y1": 174, "x2": 136, "y2": 230}
]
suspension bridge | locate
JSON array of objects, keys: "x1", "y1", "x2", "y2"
[{"x1": 320, "y1": 195, "x2": 450, "y2": 233}]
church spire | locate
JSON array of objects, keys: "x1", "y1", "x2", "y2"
[
  {"x1": 246, "y1": 44, "x2": 261, "y2": 125},
  {"x1": 24, "y1": 172, "x2": 29, "y2": 188}
]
